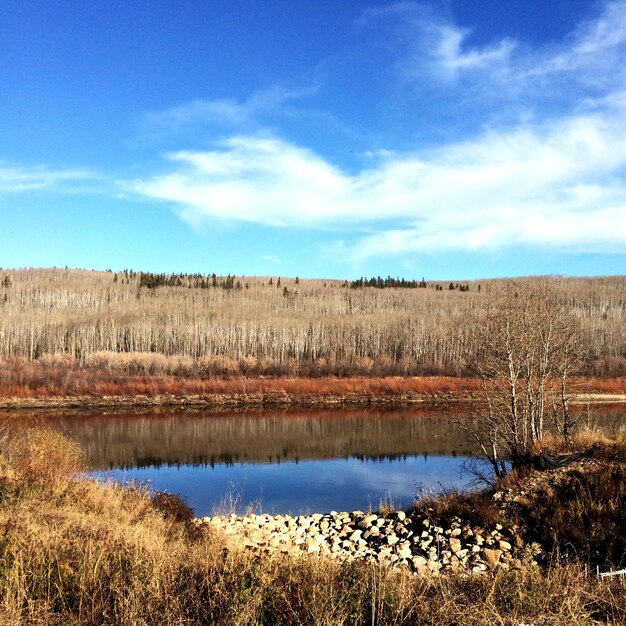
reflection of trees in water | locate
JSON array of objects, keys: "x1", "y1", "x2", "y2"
[
  {"x1": 8, "y1": 407, "x2": 472, "y2": 468},
  {"x1": 4, "y1": 405, "x2": 624, "y2": 470}
]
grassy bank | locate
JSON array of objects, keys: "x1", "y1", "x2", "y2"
[
  {"x1": 0, "y1": 366, "x2": 624, "y2": 410},
  {"x1": 0, "y1": 429, "x2": 625, "y2": 624}
]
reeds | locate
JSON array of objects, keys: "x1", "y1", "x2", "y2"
[{"x1": 0, "y1": 357, "x2": 486, "y2": 399}]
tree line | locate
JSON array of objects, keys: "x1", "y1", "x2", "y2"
[{"x1": 0, "y1": 269, "x2": 624, "y2": 378}]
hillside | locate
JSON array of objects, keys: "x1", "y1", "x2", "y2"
[{"x1": 0, "y1": 269, "x2": 624, "y2": 403}]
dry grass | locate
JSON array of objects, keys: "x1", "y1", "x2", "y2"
[
  {"x1": 514, "y1": 463, "x2": 626, "y2": 567},
  {"x1": 0, "y1": 429, "x2": 625, "y2": 624},
  {"x1": 1, "y1": 359, "x2": 624, "y2": 403},
  {"x1": 533, "y1": 427, "x2": 626, "y2": 462},
  {"x1": 0, "y1": 361, "x2": 486, "y2": 399}
]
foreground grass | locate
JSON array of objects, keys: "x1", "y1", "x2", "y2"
[{"x1": 0, "y1": 429, "x2": 625, "y2": 625}]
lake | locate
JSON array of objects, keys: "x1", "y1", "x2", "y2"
[{"x1": 4, "y1": 404, "x2": 624, "y2": 515}]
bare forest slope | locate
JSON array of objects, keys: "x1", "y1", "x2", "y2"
[{"x1": 0, "y1": 269, "x2": 624, "y2": 384}]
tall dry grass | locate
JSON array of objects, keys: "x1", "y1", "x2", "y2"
[
  {"x1": 0, "y1": 428, "x2": 625, "y2": 624},
  {"x1": 0, "y1": 358, "x2": 487, "y2": 398}
]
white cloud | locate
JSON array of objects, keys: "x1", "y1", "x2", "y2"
[
  {"x1": 0, "y1": 163, "x2": 94, "y2": 193},
  {"x1": 374, "y1": 1, "x2": 626, "y2": 96},
  {"x1": 361, "y1": 2, "x2": 517, "y2": 84},
  {"x1": 431, "y1": 25, "x2": 515, "y2": 80},
  {"x1": 131, "y1": 102, "x2": 626, "y2": 258}
]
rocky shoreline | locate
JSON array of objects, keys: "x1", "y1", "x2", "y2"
[
  {"x1": 0, "y1": 392, "x2": 479, "y2": 411},
  {"x1": 199, "y1": 508, "x2": 536, "y2": 575},
  {"x1": 0, "y1": 390, "x2": 623, "y2": 411}
]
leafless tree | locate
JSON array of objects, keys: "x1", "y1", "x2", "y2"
[{"x1": 471, "y1": 280, "x2": 582, "y2": 475}]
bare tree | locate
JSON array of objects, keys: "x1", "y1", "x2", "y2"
[{"x1": 471, "y1": 280, "x2": 581, "y2": 474}]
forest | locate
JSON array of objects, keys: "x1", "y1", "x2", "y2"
[{"x1": 0, "y1": 268, "x2": 624, "y2": 385}]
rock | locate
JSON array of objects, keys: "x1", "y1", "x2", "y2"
[
  {"x1": 378, "y1": 546, "x2": 393, "y2": 559},
  {"x1": 370, "y1": 526, "x2": 381, "y2": 535},
  {"x1": 195, "y1": 508, "x2": 534, "y2": 577},
  {"x1": 412, "y1": 555, "x2": 428, "y2": 567},
  {"x1": 449, "y1": 538, "x2": 463, "y2": 553},
  {"x1": 360, "y1": 514, "x2": 378, "y2": 528},
  {"x1": 396, "y1": 542, "x2": 413, "y2": 559},
  {"x1": 482, "y1": 548, "x2": 503, "y2": 568}
]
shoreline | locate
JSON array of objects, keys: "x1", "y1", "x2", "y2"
[
  {"x1": 0, "y1": 380, "x2": 624, "y2": 411},
  {"x1": 0, "y1": 391, "x2": 481, "y2": 410}
]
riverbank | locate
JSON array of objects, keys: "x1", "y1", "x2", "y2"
[
  {"x1": 200, "y1": 452, "x2": 625, "y2": 577},
  {"x1": 199, "y1": 508, "x2": 526, "y2": 575},
  {"x1": 0, "y1": 374, "x2": 624, "y2": 409},
  {"x1": 1, "y1": 428, "x2": 624, "y2": 624}
]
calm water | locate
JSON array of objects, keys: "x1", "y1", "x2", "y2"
[{"x1": 6, "y1": 404, "x2": 625, "y2": 515}]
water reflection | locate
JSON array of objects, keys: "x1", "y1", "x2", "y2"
[
  {"x1": 4, "y1": 403, "x2": 624, "y2": 515},
  {"x1": 8, "y1": 406, "x2": 478, "y2": 469},
  {"x1": 97, "y1": 455, "x2": 482, "y2": 516}
]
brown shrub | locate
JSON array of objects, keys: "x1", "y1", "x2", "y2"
[
  {"x1": 151, "y1": 491, "x2": 195, "y2": 524},
  {"x1": 10, "y1": 428, "x2": 83, "y2": 491}
]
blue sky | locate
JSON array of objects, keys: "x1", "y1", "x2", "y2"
[{"x1": 1, "y1": 0, "x2": 625, "y2": 280}]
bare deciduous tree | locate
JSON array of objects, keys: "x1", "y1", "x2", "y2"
[{"x1": 471, "y1": 281, "x2": 582, "y2": 475}]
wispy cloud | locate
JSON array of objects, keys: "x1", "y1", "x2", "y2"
[
  {"x1": 364, "y1": 1, "x2": 626, "y2": 98},
  {"x1": 359, "y1": 2, "x2": 516, "y2": 84},
  {"x1": 141, "y1": 85, "x2": 320, "y2": 133},
  {"x1": 0, "y1": 163, "x2": 95, "y2": 193}
]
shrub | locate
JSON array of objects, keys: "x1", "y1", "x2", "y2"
[{"x1": 10, "y1": 427, "x2": 83, "y2": 491}]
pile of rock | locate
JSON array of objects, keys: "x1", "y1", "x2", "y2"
[{"x1": 199, "y1": 509, "x2": 524, "y2": 574}]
